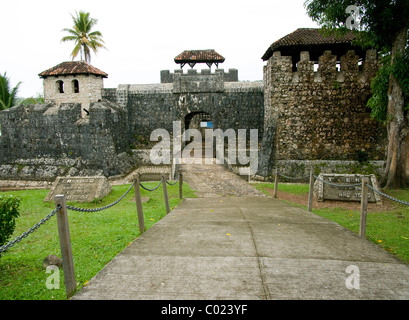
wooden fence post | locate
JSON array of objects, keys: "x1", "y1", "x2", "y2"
[
  {"x1": 307, "y1": 168, "x2": 314, "y2": 212},
  {"x1": 134, "y1": 174, "x2": 145, "y2": 234},
  {"x1": 54, "y1": 195, "x2": 76, "y2": 298},
  {"x1": 179, "y1": 171, "x2": 183, "y2": 200},
  {"x1": 360, "y1": 177, "x2": 369, "y2": 237},
  {"x1": 162, "y1": 173, "x2": 170, "y2": 214},
  {"x1": 273, "y1": 168, "x2": 278, "y2": 199}
]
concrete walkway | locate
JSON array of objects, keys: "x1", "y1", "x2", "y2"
[{"x1": 72, "y1": 163, "x2": 409, "y2": 300}]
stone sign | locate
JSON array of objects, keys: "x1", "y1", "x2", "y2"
[
  {"x1": 314, "y1": 174, "x2": 382, "y2": 203},
  {"x1": 44, "y1": 176, "x2": 112, "y2": 203}
]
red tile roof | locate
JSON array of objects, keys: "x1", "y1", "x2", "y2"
[
  {"x1": 174, "y1": 50, "x2": 225, "y2": 64},
  {"x1": 39, "y1": 61, "x2": 108, "y2": 78},
  {"x1": 262, "y1": 28, "x2": 357, "y2": 61}
]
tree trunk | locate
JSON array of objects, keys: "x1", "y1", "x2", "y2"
[{"x1": 382, "y1": 26, "x2": 409, "y2": 189}]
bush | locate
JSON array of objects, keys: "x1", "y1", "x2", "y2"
[{"x1": 0, "y1": 194, "x2": 21, "y2": 255}]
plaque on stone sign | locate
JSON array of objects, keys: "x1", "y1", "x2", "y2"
[
  {"x1": 44, "y1": 176, "x2": 112, "y2": 203},
  {"x1": 314, "y1": 174, "x2": 382, "y2": 203}
]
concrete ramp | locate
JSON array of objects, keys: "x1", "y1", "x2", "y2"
[{"x1": 72, "y1": 196, "x2": 409, "y2": 300}]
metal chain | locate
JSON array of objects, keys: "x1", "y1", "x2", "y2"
[
  {"x1": 139, "y1": 177, "x2": 164, "y2": 192},
  {"x1": 0, "y1": 177, "x2": 172, "y2": 254},
  {"x1": 166, "y1": 173, "x2": 180, "y2": 186},
  {"x1": 278, "y1": 173, "x2": 310, "y2": 181},
  {"x1": 366, "y1": 184, "x2": 409, "y2": 206},
  {"x1": 0, "y1": 204, "x2": 61, "y2": 254},
  {"x1": 67, "y1": 180, "x2": 136, "y2": 213},
  {"x1": 313, "y1": 175, "x2": 362, "y2": 188}
]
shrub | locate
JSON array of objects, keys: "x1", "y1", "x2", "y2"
[{"x1": 0, "y1": 194, "x2": 21, "y2": 256}]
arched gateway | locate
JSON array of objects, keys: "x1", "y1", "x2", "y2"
[{"x1": 184, "y1": 111, "x2": 213, "y2": 158}]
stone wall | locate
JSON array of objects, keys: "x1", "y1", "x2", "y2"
[
  {"x1": 0, "y1": 101, "x2": 141, "y2": 180},
  {"x1": 263, "y1": 49, "x2": 386, "y2": 168}
]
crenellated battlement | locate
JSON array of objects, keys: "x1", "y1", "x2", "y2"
[
  {"x1": 160, "y1": 68, "x2": 238, "y2": 83},
  {"x1": 267, "y1": 49, "x2": 379, "y2": 84},
  {"x1": 0, "y1": 102, "x2": 125, "y2": 127}
]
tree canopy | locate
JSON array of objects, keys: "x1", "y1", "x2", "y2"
[{"x1": 61, "y1": 11, "x2": 106, "y2": 63}]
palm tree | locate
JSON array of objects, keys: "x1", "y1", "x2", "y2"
[
  {"x1": 61, "y1": 11, "x2": 106, "y2": 63},
  {"x1": 0, "y1": 72, "x2": 21, "y2": 110}
]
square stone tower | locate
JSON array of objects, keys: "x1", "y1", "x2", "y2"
[{"x1": 38, "y1": 61, "x2": 108, "y2": 117}]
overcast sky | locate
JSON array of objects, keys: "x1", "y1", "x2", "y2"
[{"x1": 1, "y1": 0, "x2": 319, "y2": 98}]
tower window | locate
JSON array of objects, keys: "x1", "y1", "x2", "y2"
[
  {"x1": 72, "y1": 79, "x2": 79, "y2": 93},
  {"x1": 56, "y1": 80, "x2": 64, "y2": 93}
]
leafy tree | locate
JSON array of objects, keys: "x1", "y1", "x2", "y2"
[
  {"x1": 304, "y1": 0, "x2": 409, "y2": 188},
  {"x1": 61, "y1": 11, "x2": 106, "y2": 63},
  {"x1": 0, "y1": 72, "x2": 21, "y2": 110},
  {"x1": 19, "y1": 93, "x2": 45, "y2": 106},
  {"x1": 0, "y1": 194, "x2": 21, "y2": 257}
]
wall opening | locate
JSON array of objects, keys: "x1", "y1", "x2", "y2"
[
  {"x1": 184, "y1": 111, "x2": 213, "y2": 158},
  {"x1": 336, "y1": 61, "x2": 341, "y2": 72},
  {"x1": 72, "y1": 79, "x2": 79, "y2": 93},
  {"x1": 358, "y1": 58, "x2": 364, "y2": 72},
  {"x1": 56, "y1": 80, "x2": 64, "y2": 93},
  {"x1": 185, "y1": 111, "x2": 212, "y2": 131}
]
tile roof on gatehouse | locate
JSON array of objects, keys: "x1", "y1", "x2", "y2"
[
  {"x1": 174, "y1": 49, "x2": 225, "y2": 63},
  {"x1": 174, "y1": 49, "x2": 225, "y2": 68}
]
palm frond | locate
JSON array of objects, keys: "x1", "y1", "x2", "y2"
[
  {"x1": 8, "y1": 83, "x2": 21, "y2": 107},
  {"x1": 0, "y1": 100, "x2": 7, "y2": 111},
  {"x1": 61, "y1": 28, "x2": 80, "y2": 36},
  {"x1": 61, "y1": 36, "x2": 79, "y2": 43},
  {"x1": 88, "y1": 30, "x2": 103, "y2": 37},
  {"x1": 0, "y1": 73, "x2": 21, "y2": 109},
  {"x1": 71, "y1": 43, "x2": 82, "y2": 60},
  {"x1": 61, "y1": 11, "x2": 107, "y2": 62}
]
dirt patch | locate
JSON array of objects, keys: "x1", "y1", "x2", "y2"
[{"x1": 262, "y1": 187, "x2": 398, "y2": 212}]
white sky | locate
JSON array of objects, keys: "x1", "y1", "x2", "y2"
[{"x1": 1, "y1": 0, "x2": 319, "y2": 98}]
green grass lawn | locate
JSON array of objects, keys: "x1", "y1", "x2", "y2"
[
  {"x1": 253, "y1": 183, "x2": 409, "y2": 264},
  {"x1": 0, "y1": 182, "x2": 196, "y2": 300}
]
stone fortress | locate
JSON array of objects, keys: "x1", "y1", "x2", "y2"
[{"x1": 0, "y1": 28, "x2": 386, "y2": 183}]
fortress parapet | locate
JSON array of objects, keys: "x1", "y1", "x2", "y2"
[
  {"x1": 160, "y1": 68, "x2": 238, "y2": 83},
  {"x1": 266, "y1": 48, "x2": 378, "y2": 84}
]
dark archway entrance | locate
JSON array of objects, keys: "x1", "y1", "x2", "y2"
[
  {"x1": 185, "y1": 111, "x2": 212, "y2": 131},
  {"x1": 184, "y1": 112, "x2": 213, "y2": 158}
]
